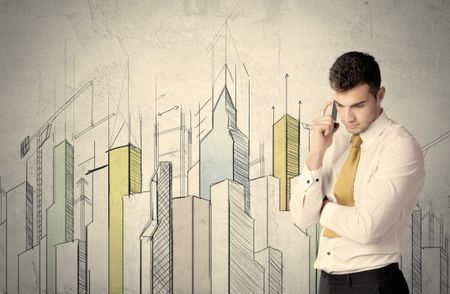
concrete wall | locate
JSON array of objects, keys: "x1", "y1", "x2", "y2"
[{"x1": 1, "y1": 1, "x2": 450, "y2": 293}]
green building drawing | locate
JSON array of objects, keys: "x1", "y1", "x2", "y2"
[{"x1": 47, "y1": 140, "x2": 74, "y2": 294}]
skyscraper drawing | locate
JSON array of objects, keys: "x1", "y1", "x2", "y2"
[
  {"x1": 251, "y1": 175, "x2": 310, "y2": 294},
  {"x1": 18, "y1": 239, "x2": 40, "y2": 293},
  {"x1": 54, "y1": 239, "x2": 86, "y2": 293},
  {"x1": 412, "y1": 208, "x2": 422, "y2": 294},
  {"x1": 108, "y1": 143, "x2": 142, "y2": 294},
  {"x1": 47, "y1": 140, "x2": 74, "y2": 294},
  {"x1": 211, "y1": 179, "x2": 265, "y2": 294},
  {"x1": 200, "y1": 86, "x2": 250, "y2": 213},
  {"x1": 273, "y1": 114, "x2": 299, "y2": 211},
  {"x1": 149, "y1": 161, "x2": 173, "y2": 293},
  {"x1": 123, "y1": 191, "x2": 151, "y2": 293},
  {"x1": 172, "y1": 195, "x2": 210, "y2": 294},
  {"x1": 6, "y1": 182, "x2": 33, "y2": 294}
]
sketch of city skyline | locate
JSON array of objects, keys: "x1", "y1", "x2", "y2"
[{"x1": 1, "y1": 1, "x2": 450, "y2": 293}]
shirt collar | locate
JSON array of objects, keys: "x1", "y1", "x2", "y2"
[{"x1": 358, "y1": 109, "x2": 390, "y2": 148}]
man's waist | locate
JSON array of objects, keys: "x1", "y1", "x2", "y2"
[
  {"x1": 314, "y1": 228, "x2": 402, "y2": 273},
  {"x1": 320, "y1": 263, "x2": 401, "y2": 285}
]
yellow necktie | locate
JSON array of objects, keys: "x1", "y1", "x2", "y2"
[{"x1": 323, "y1": 134, "x2": 363, "y2": 238}]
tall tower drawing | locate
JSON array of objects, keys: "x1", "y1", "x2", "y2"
[
  {"x1": 47, "y1": 140, "x2": 74, "y2": 294},
  {"x1": 420, "y1": 202, "x2": 449, "y2": 294},
  {"x1": 5, "y1": 181, "x2": 33, "y2": 294},
  {"x1": 200, "y1": 85, "x2": 250, "y2": 212},
  {"x1": 273, "y1": 114, "x2": 299, "y2": 211},
  {"x1": 150, "y1": 162, "x2": 173, "y2": 293},
  {"x1": 412, "y1": 207, "x2": 422, "y2": 294},
  {"x1": 211, "y1": 179, "x2": 264, "y2": 293},
  {"x1": 172, "y1": 195, "x2": 210, "y2": 294},
  {"x1": 108, "y1": 143, "x2": 142, "y2": 294}
]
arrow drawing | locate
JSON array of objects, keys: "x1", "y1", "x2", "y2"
[{"x1": 158, "y1": 106, "x2": 179, "y2": 116}]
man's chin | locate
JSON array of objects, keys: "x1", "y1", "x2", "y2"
[{"x1": 345, "y1": 126, "x2": 362, "y2": 134}]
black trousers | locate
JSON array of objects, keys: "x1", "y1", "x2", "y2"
[{"x1": 318, "y1": 263, "x2": 409, "y2": 294}]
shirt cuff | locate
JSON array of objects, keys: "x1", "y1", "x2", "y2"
[
  {"x1": 299, "y1": 165, "x2": 323, "y2": 193},
  {"x1": 295, "y1": 165, "x2": 323, "y2": 208}
]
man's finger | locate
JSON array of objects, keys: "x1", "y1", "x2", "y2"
[
  {"x1": 324, "y1": 124, "x2": 334, "y2": 136},
  {"x1": 315, "y1": 123, "x2": 333, "y2": 137},
  {"x1": 314, "y1": 118, "x2": 335, "y2": 129},
  {"x1": 319, "y1": 100, "x2": 333, "y2": 117},
  {"x1": 315, "y1": 115, "x2": 334, "y2": 124}
]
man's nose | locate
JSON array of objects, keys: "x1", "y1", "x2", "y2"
[{"x1": 344, "y1": 108, "x2": 356, "y2": 122}]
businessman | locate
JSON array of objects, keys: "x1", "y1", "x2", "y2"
[{"x1": 290, "y1": 52, "x2": 425, "y2": 294}]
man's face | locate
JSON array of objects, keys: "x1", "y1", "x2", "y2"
[{"x1": 332, "y1": 84, "x2": 384, "y2": 134}]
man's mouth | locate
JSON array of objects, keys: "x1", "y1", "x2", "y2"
[{"x1": 347, "y1": 124, "x2": 359, "y2": 128}]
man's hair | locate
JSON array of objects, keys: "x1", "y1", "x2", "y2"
[{"x1": 329, "y1": 51, "x2": 381, "y2": 97}]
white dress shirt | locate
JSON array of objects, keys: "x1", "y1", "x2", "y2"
[{"x1": 290, "y1": 110, "x2": 425, "y2": 274}]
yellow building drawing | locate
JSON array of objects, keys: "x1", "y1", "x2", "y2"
[
  {"x1": 273, "y1": 114, "x2": 299, "y2": 211},
  {"x1": 108, "y1": 144, "x2": 142, "y2": 294}
]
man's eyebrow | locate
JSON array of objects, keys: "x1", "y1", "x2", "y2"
[
  {"x1": 351, "y1": 100, "x2": 368, "y2": 107},
  {"x1": 335, "y1": 100, "x2": 368, "y2": 107}
]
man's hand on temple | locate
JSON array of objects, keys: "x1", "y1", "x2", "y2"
[{"x1": 306, "y1": 100, "x2": 339, "y2": 170}]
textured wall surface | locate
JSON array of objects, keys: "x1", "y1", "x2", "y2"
[{"x1": 1, "y1": 0, "x2": 449, "y2": 293}]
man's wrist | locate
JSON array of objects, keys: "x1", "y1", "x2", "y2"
[{"x1": 306, "y1": 151, "x2": 325, "y2": 170}]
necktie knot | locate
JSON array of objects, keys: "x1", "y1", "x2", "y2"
[{"x1": 351, "y1": 134, "x2": 363, "y2": 148}]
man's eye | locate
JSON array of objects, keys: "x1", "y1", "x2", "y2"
[{"x1": 355, "y1": 104, "x2": 365, "y2": 108}]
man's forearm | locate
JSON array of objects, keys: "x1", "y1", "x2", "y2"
[{"x1": 306, "y1": 151, "x2": 325, "y2": 170}]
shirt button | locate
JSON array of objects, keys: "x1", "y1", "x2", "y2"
[
  {"x1": 306, "y1": 180, "x2": 310, "y2": 184},
  {"x1": 316, "y1": 178, "x2": 319, "y2": 182},
  {"x1": 327, "y1": 252, "x2": 331, "y2": 256}
]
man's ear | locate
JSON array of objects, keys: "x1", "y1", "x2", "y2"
[{"x1": 376, "y1": 87, "x2": 385, "y2": 103}]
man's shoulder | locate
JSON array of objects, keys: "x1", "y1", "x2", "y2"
[
  {"x1": 381, "y1": 119, "x2": 422, "y2": 156},
  {"x1": 376, "y1": 118, "x2": 425, "y2": 178},
  {"x1": 385, "y1": 118, "x2": 418, "y2": 142}
]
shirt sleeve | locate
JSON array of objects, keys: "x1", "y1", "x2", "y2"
[
  {"x1": 290, "y1": 164, "x2": 325, "y2": 229},
  {"x1": 319, "y1": 137, "x2": 426, "y2": 245}
]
